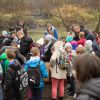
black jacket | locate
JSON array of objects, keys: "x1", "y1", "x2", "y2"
[
  {"x1": 15, "y1": 49, "x2": 26, "y2": 65},
  {"x1": 3, "y1": 60, "x2": 22, "y2": 100},
  {"x1": 73, "y1": 29, "x2": 90, "y2": 41},
  {"x1": 42, "y1": 42, "x2": 53, "y2": 62},
  {"x1": 86, "y1": 33, "x2": 100, "y2": 57},
  {"x1": 20, "y1": 35, "x2": 33, "y2": 57},
  {"x1": 76, "y1": 78, "x2": 100, "y2": 100}
]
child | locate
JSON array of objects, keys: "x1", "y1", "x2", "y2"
[
  {"x1": 76, "y1": 45, "x2": 86, "y2": 56},
  {"x1": 50, "y1": 41, "x2": 67, "y2": 100},
  {"x1": 64, "y1": 42, "x2": 76, "y2": 96},
  {"x1": 77, "y1": 31, "x2": 86, "y2": 46},
  {"x1": 3, "y1": 49, "x2": 22, "y2": 100},
  {"x1": 24, "y1": 47, "x2": 48, "y2": 100},
  {"x1": 84, "y1": 40, "x2": 95, "y2": 54}
]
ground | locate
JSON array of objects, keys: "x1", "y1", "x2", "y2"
[{"x1": 43, "y1": 83, "x2": 73, "y2": 100}]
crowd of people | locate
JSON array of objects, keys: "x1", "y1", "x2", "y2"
[{"x1": 0, "y1": 20, "x2": 100, "y2": 100}]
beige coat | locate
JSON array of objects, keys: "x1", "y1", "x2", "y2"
[{"x1": 50, "y1": 49, "x2": 67, "y2": 79}]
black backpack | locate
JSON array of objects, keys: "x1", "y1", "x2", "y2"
[{"x1": 28, "y1": 61, "x2": 41, "y2": 88}]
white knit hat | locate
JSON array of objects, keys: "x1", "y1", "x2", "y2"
[
  {"x1": 2, "y1": 31, "x2": 8, "y2": 36},
  {"x1": 45, "y1": 34, "x2": 56, "y2": 42},
  {"x1": 64, "y1": 42, "x2": 72, "y2": 49},
  {"x1": 85, "y1": 40, "x2": 92, "y2": 48}
]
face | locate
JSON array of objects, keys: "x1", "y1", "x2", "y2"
[
  {"x1": 65, "y1": 46, "x2": 72, "y2": 53},
  {"x1": 17, "y1": 31, "x2": 24, "y2": 39},
  {"x1": 12, "y1": 33, "x2": 16, "y2": 38},
  {"x1": 47, "y1": 26, "x2": 52, "y2": 31},
  {"x1": 74, "y1": 26, "x2": 80, "y2": 33},
  {"x1": 19, "y1": 19, "x2": 24, "y2": 26},
  {"x1": 44, "y1": 39, "x2": 49, "y2": 45}
]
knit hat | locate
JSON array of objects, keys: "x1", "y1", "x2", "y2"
[
  {"x1": 66, "y1": 36, "x2": 73, "y2": 42},
  {"x1": 86, "y1": 33, "x2": 95, "y2": 41},
  {"x1": 2, "y1": 31, "x2": 8, "y2": 36},
  {"x1": 45, "y1": 34, "x2": 56, "y2": 42},
  {"x1": 70, "y1": 41, "x2": 78, "y2": 50},
  {"x1": 64, "y1": 42, "x2": 72, "y2": 49},
  {"x1": 85, "y1": 40, "x2": 92, "y2": 48},
  {"x1": 84, "y1": 40, "x2": 93, "y2": 52}
]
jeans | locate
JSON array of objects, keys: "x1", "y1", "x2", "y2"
[{"x1": 32, "y1": 88, "x2": 43, "y2": 100}]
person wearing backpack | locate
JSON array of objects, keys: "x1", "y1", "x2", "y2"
[
  {"x1": 64, "y1": 42, "x2": 76, "y2": 96},
  {"x1": 24, "y1": 47, "x2": 48, "y2": 100},
  {"x1": 3, "y1": 48, "x2": 22, "y2": 100},
  {"x1": 50, "y1": 41, "x2": 67, "y2": 100}
]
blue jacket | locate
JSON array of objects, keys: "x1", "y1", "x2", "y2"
[
  {"x1": 45, "y1": 26, "x2": 58, "y2": 39},
  {"x1": 24, "y1": 57, "x2": 48, "y2": 88}
]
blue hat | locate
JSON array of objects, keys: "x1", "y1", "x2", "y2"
[{"x1": 66, "y1": 36, "x2": 73, "y2": 42}]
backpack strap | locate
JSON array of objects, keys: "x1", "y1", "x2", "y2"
[{"x1": 56, "y1": 59, "x2": 58, "y2": 73}]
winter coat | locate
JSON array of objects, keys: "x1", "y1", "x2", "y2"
[
  {"x1": 73, "y1": 29, "x2": 90, "y2": 41},
  {"x1": 24, "y1": 57, "x2": 48, "y2": 88},
  {"x1": 0, "y1": 52, "x2": 9, "y2": 74},
  {"x1": 19, "y1": 35, "x2": 33, "y2": 57},
  {"x1": 2, "y1": 36, "x2": 13, "y2": 46},
  {"x1": 0, "y1": 35, "x2": 5, "y2": 46},
  {"x1": 45, "y1": 26, "x2": 58, "y2": 39},
  {"x1": 86, "y1": 33, "x2": 100, "y2": 56},
  {"x1": 76, "y1": 78, "x2": 100, "y2": 100},
  {"x1": 50, "y1": 50, "x2": 67, "y2": 79},
  {"x1": 41, "y1": 42, "x2": 53, "y2": 62},
  {"x1": 15, "y1": 49, "x2": 26, "y2": 65},
  {"x1": 77, "y1": 38, "x2": 86, "y2": 46},
  {"x1": 3, "y1": 59, "x2": 22, "y2": 100}
]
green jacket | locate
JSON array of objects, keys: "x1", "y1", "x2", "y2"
[{"x1": 0, "y1": 52, "x2": 9, "y2": 73}]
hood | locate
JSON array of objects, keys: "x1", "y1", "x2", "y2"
[
  {"x1": 79, "y1": 78, "x2": 100, "y2": 99},
  {"x1": 27, "y1": 57, "x2": 40, "y2": 67},
  {"x1": 86, "y1": 34, "x2": 95, "y2": 41}
]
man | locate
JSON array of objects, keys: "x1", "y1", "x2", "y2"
[
  {"x1": 17, "y1": 30, "x2": 33, "y2": 57},
  {"x1": 45, "y1": 24, "x2": 58, "y2": 39},
  {"x1": 73, "y1": 25, "x2": 89, "y2": 41}
]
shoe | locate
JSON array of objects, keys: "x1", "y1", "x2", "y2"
[
  {"x1": 67, "y1": 91, "x2": 75, "y2": 96},
  {"x1": 59, "y1": 97, "x2": 63, "y2": 100}
]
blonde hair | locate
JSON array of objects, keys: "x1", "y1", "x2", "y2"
[
  {"x1": 79, "y1": 31, "x2": 85, "y2": 38},
  {"x1": 76, "y1": 46, "x2": 86, "y2": 54},
  {"x1": 30, "y1": 47, "x2": 40, "y2": 56},
  {"x1": 6, "y1": 49, "x2": 16, "y2": 60}
]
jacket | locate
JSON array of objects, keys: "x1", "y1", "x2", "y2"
[
  {"x1": 15, "y1": 49, "x2": 26, "y2": 65},
  {"x1": 76, "y1": 78, "x2": 100, "y2": 100},
  {"x1": 41, "y1": 42, "x2": 53, "y2": 62},
  {"x1": 86, "y1": 33, "x2": 100, "y2": 56},
  {"x1": 77, "y1": 38, "x2": 86, "y2": 46},
  {"x1": 3, "y1": 59, "x2": 21, "y2": 100},
  {"x1": 24, "y1": 57, "x2": 48, "y2": 88},
  {"x1": 50, "y1": 50, "x2": 67, "y2": 79},
  {"x1": 0, "y1": 52, "x2": 9, "y2": 74}
]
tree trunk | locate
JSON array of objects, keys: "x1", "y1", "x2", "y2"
[
  {"x1": 57, "y1": 7, "x2": 69, "y2": 31},
  {"x1": 95, "y1": 12, "x2": 100, "y2": 34}
]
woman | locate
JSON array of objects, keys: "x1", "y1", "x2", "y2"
[
  {"x1": 74, "y1": 54, "x2": 100, "y2": 100},
  {"x1": 50, "y1": 41, "x2": 67, "y2": 100}
]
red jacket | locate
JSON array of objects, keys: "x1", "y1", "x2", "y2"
[{"x1": 77, "y1": 38, "x2": 86, "y2": 46}]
